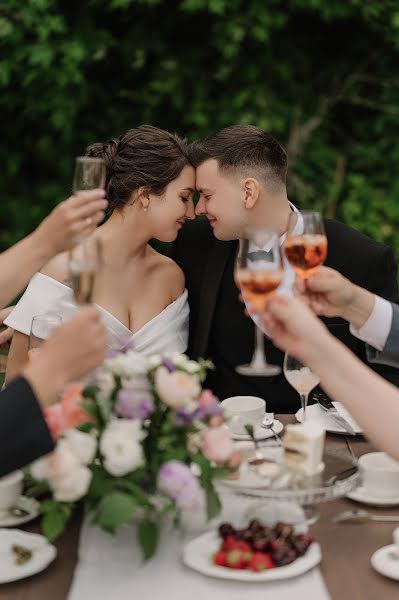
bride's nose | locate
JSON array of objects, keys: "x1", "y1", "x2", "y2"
[{"x1": 184, "y1": 198, "x2": 196, "y2": 221}]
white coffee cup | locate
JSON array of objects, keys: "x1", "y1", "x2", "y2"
[
  {"x1": 0, "y1": 470, "x2": 23, "y2": 512},
  {"x1": 221, "y1": 396, "x2": 265, "y2": 435},
  {"x1": 358, "y1": 452, "x2": 399, "y2": 498}
]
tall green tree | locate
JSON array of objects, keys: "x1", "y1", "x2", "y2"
[{"x1": 1, "y1": 0, "x2": 399, "y2": 258}]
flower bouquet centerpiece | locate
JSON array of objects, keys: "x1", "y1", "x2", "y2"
[{"x1": 28, "y1": 350, "x2": 239, "y2": 559}]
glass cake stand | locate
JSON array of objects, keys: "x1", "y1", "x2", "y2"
[{"x1": 219, "y1": 447, "x2": 361, "y2": 510}]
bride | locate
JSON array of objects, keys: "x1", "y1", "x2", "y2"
[{"x1": 5, "y1": 125, "x2": 195, "y2": 383}]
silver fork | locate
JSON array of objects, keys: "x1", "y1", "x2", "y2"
[
  {"x1": 332, "y1": 509, "x2": 399, "y2": 524},
  {"x1": 261, "y1": 412, "x2": 282, "y2": 446}
]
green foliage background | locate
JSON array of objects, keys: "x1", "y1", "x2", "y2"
[{"x1": 1, "y1": 0, "x2": 399, "y2": 258}]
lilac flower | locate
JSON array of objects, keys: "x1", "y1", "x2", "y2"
[
  {"x1": 115, "y1": 378, "x2": 154, "y2": 420},
  {"x1": 174, "y1": 407, "x2": 197, "y2": 427},
  {"x1": 157, "y1": 460, "x2": 204, "y2": 511},
  {"x1": 161, "y1": 357, "x2": 176, "y2": 372}
]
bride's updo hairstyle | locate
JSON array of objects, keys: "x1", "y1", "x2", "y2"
[{"x1": 85, "y1": 125, "x2": 191, "y2": 211}]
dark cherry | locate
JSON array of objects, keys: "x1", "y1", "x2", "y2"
[{"x1": 218, "y1": 523, "x2": 236, "y2": 539}]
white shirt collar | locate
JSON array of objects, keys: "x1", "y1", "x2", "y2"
[{"x1": 249, "y1": 202, "x2": 302, "y2": 251}]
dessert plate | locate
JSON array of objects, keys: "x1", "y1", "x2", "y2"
[
  {"x1": 296, "y1": 404, "x2": 362, "y2": 435},
  {"x1": 0, "y1": 529, "x2": 57, "y2": 583},
  {"x1": 371, "y1": 544, "x2": 399, "y2": 581},
  {"x1": 0, "y1": 497, "x2": 40, "y2": 527},
  {"x1": 347, "y1": 486, "x2": 399, "y2": 507},
  {"x1": 183, "y1": 530, "x2": 321, "y2": 581},
  {"x1": 231, "y1": 420, "x2": 283, "y2": 441}
]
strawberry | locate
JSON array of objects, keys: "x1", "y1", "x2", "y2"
[
  {"x1": 222, "y1": 535, "x2": 238, "y2": 551},
  {"x1": 250, "y1": 552, "x2": 276, "y2": 572},
  {"x1": 213, "y1": 550, "x2": 227, "y2": 567},
  {"x1": 226, "y1": 549, "x2": 247, "y2": 569},
  {"x1": 234, "y1": 540, "x2": 252, "y2": 552}
]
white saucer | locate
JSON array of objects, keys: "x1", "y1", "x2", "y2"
[
  {"x1": 371, "y1": 544, "x2": 399, "y2": 581},
  {"x1": 0, "y1": 529, "x2": 57, "y2": 583},
  {"x1": 183, "y1": 530, "x2": 321, "y2": 581},
  {"x1": 0, "y1": 496, "x2": 40, "y2": 527},
  {"x1": 296, "y1": 403, "x2": 362, "y2": 435},
  {"x1": 347, "y1": 486, "x2": 399, "y2": 507},
  {"x1": 231, "y1": 420, "x2": 284, "y2": 441}
]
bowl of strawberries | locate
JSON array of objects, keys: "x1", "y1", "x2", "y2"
[{"x1": 182, "y1": 519, "x2": 321, "y2": 581}]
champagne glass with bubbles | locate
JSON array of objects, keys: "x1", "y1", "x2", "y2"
[
  {"x1": 283, "y1": 353, "x2": 320, "y2": 421},
  {"x1": 72, "y1": 157, "x2": 106, "y2": 194},
  {"x1": 68, "y1": 234, "x2": 103, "y2": 305}
]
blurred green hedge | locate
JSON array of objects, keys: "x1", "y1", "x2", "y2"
[{"x1": 1, "y1": 0, "x2": 399, "y2": 261}]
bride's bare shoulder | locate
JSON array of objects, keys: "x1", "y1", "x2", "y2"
[
  {"x1": 147, "y1": 250, "x2": 185, "y2": 301},
  {"x1": 40, "y1": 251, "x2": 69, "y2": 284}
]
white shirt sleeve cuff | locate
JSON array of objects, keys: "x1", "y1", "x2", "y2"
[{"x1": 349, "y1": 295, "x2": 393, "y2": 351}]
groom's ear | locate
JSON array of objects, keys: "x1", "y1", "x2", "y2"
[{"x1": 242, "y1": 177, "x2": 260, "y2": 209}]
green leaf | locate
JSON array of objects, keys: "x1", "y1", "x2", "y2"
[
  {"x1": 41, "y1": 503, "x2": 72, "y2": 541},
  {"x1": 137, "y1": 519, "x2": 159, "y2": 560},
  {"x1": 95, "y1": 492, "x2": 137, "y2": 533},
  {"x1": 205, "y1": 485, "x2": 222, "y2": 520}
]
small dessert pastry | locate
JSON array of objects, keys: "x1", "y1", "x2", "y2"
[
  {"x1": 282, "y1": 423, "x2": 325, "y2": 476},
  {"x1": 248, "y1": 457, "x2": 281, "y2": 479}
]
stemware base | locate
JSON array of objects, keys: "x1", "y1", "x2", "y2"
[{"x1": 236, "y1": 363, "x2": 281, "y2": 377}]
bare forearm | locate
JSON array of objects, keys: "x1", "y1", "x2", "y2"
[
  {"x1": 304, "y1": 336, "x2": 399, "y2": 460},
  {"x1": 0, "y1": 231, "x2": 52, "y2": 308}
]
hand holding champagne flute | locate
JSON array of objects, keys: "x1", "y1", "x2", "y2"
[
  {"x1": 285, "y1": 211, "x2": 327, "y2": 279},
  {"x1": 234, "y1": 228, "x2": 284, "y2": 376}
]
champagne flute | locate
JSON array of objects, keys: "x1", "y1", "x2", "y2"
[
  {"x1": 69, "y1": 234, "x2": 103, "y2": 305},
  {"x1": 72, "y1": 156, "x2": 106, "y2": 194},
  {"x1": 285, "y1": 211, "x2": 327, "y2": 279},
  {"x1": 29, "y1": 314, "x2": 62, "y2": 359},
  {"x1": 283, "y1": 353, "x2": 320, "y2": 421},
  {"x1": 234, "y1": 228, "x2": 284, "y2": 376}
]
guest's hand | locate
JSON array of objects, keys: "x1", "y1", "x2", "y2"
[
  {"x1": 261, "y1": 296, "x2": 330, "y2": 363},
  {"x1": 33, "y1": 189, "x2": 108, "y2": 256},
  {"x1": 295, "y1": 266, "x2": 356, "y2": 317},
  {"x1": 23, "y1": 307, "x2": 107, "y2": 408},
  {"x1": 0, "y1": 306, "x2": 14, "y2": 347}
]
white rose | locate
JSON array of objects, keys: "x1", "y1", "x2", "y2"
[
  {"x1": 63, "y1": 429, "x2": 97, "y2": 465},
  {"x1": 30, "y1": 456, "x2": 50, "y2": 481},
  {"x1": 154, "y1": 367, "x2": 201, "y2": 409},
  {"x1": 105, "y1": 351, "x2": 149, "y2": 378},
  {"x1": 53, "y1": 466, "x2": 92, "y2": 502},
  {"x1": 100, "y1": 420, "x2": 144, "y2": 476},
  {"x1": 147, "y1": 354, "x2": 162, "y2": 368}
]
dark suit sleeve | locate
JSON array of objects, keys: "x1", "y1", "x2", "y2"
[
  {"x1": 367, "y1": 302, "x2": 399, "y2": 368},
  {"x1": 0, "y1": 377, "x2": 54, "y2": 477}
]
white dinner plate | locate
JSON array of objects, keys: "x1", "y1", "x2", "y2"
[
  {"x1": 295, "y1": 403, "x2": 362, "y2": 435},
  {"x1": 182, "y1": 530, "x2": 321, "y2": 582},
  {"x1": 0, "y1": 529, "x2": 57, "y2": 583},
  {"x1": 347, "y1": 486, "x2": 399, "y2": 507},
  {"x1": 0, "y1": 497, "x2": 40, "y2": 527},
  {"x1": 231, "y1": 419, "x2": 284, "y2": 441},
  {"x1": 371, "y1": 544, "x2": 399, "y2": 581}
]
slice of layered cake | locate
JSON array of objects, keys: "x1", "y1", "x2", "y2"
[{"x1": 282, "y1": 423, "x2": 325, "y2": 476}]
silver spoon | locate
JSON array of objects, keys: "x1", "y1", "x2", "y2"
[
  {"x1": 333, "y1": 509, "x2": 399, "y2": 524},
  {"x1": 261, "y1": 413, "x2": 282, "y2": 446}
]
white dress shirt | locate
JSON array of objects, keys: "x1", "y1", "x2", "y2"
[{"x1": 349, "y1": 294, "x2": 393, "y2": 351}]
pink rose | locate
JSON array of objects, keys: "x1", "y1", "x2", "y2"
[
  {"x1": 201, "y1": 426, "x2": 234, "y2": 464},
  {"x1": 62, "y1": 383, "x2": 93, "y2": 429},
  {"x1": 198, "y1": 390, "x2": 218, "y2": 408},
  {"x1": 155, "y1": 367, "x2": 201, "y2": 409},
  {"x1": 44, "y1": 403, "x2": 64, "y2": 441}
]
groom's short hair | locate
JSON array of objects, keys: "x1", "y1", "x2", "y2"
[{"x1": 190, "y1": 125, "x2": 287, "y2": 190}]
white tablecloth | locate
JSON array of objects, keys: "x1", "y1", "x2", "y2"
[{"x1": 68, "y1": 493, "x2": 330, "y2": 600}]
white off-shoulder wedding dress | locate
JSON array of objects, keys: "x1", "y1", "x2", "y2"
[{"x1": 5, "y1": 272, "x2": 189, "y2": 355}]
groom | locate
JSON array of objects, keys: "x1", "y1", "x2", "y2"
[{"x1": 174, "y1": 124, "x2": 399, "y2": 413}]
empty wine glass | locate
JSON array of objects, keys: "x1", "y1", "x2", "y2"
[
  {"x1": 285, "y1": 211, "x2": 327, "y2": 279},
  {"x1": 234, "y1": 228, "x2": 284, "y2": 376},
  {"x1": 29, "y1": 314, "x2": 62, "y2": 359},
  {"x1": 283, "y1": 353, "x2": 320, "y2": 421},
  {"x1": 68, "y1": 234, "x2": 103, "y2": 305},
  {"x1": 72, "y1": 156, "x2": 106, "y2": 194}
]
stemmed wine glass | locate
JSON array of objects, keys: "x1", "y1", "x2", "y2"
[
  {"x1": 29, "y1": 314, "x2": 62, "y2": 359},
  {"x1": 283, "y1": 353, "x2": 320, "y2": 421},
  {"x1": 285, "y1": 211, "x2": 327, "y2": 279},
  {"x1": 72, "y1": 157, "x2": 106, "y2": 194},
  {"x1": 234, "y1": 228, "x2": 284, "y2": 376},
  {"x1": 68, "y1": 234, "x2": 103, "y2": 305}
]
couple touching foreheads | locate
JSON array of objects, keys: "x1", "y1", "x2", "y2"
[{"x1": 5, "y1": 124, "x2": 399, "y2": 413}]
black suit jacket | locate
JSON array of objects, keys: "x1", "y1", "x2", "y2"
[
  {"x1": 0, "y1": 378, "x2": 54, "y2": 477},
  {"x1": 174, "y1": 218, "x2": 399, "y2": 413}
]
